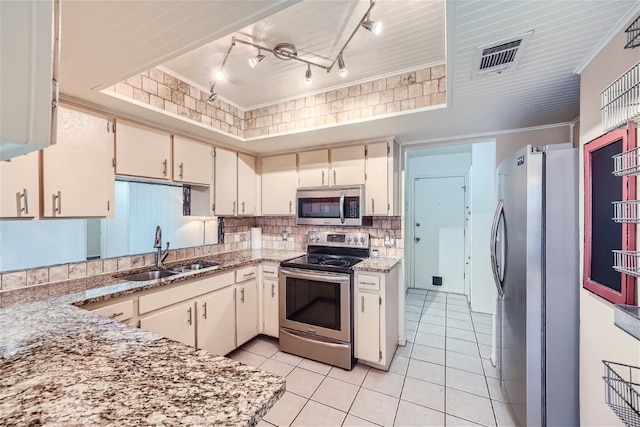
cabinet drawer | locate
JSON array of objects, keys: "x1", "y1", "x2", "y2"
[
  {"x1": 236, "y1": 265, "x2": 258, "y2": 283},
  {"x1": 357, "y1": 274, "x2": 380, "y2": 291},
  {"x1": 92, "y1": 300, "x2": 134, "y2": 322},
  {"x1": 262, "y1": 264, "x2": 279, "y2": 278},
  {"x1": 139, "y1": 271, "x2": 234, "y2": 314}
]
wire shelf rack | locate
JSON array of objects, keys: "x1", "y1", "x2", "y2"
[
  {"x1": 613, "y1": 250, "x2": 640, "y2": 277},
  {"x1": 615, "y1": 304, "x2": 640, "y2": 341},
  {"x1": 613, "y1": 146, "x2": 640, "y2": 176},
  {"x1": 601, "y1": 61, "x2": 639, "y2": 133},
  {"x1": 603, "y1": 361, "x2": 640, "y2": 427},
  {"x1": 613, "y1": 200, "x2": 640, "y2": 223},
  {"x1": 626, "y1": 15, "x2": 640, "y2": 49}
]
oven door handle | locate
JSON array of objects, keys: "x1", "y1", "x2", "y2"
[
  {"x1": 280, "y1": 268, "x2": 350, "y2": 284},
  {"x1": 339, "y1": 192, "x2": 345, "y2": 224}
]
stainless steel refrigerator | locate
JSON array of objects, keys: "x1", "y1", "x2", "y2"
[{"x1": 490, "y1": 143, "x2": 579, "y2": 426}]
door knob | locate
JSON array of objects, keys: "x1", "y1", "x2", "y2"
[
  {"x1": 416, "y1": 222, "x2": 421, "y2": 227},
  {"x1": 415, "y1": 237, "x2": 421, "y2": 242}
]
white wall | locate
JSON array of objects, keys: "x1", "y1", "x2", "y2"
[
  {"x1": 469, "y1": 141, "x2": 497, "y2": 314},
  {"x1": 0, "y1": 219, "x2": 86, "y2": 271},
  {"x1": 578, "y1": 16, "x2": 640, "y2": 426}
]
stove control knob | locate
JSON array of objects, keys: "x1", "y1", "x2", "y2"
[
  {"x1": 347, "y1": 237, "x2": 353, "y2": 243},
  {"x1": 360, "y1": 237, "x2": 366, "y2": 243}
]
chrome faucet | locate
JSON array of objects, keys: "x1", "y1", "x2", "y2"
[{"x1": 154, "y1": 225, "x2": 170, "y2": 268}]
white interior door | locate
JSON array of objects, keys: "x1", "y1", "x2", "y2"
[{"x1": 413, "y1": 176, "x2": 466, "y2": 293}]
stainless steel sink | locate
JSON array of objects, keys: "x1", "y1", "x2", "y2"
[
  {"x1": 188, "y1": 261, "x2": 219, "y2": 270},
  {"x1": 118, "y1": 270, "x2": 178, "y2": 282}
]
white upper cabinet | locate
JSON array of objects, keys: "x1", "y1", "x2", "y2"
[
  {"x1": 298, "y1": 149, "x2": 329, "y2": 187},
  {"x1": 173, "y1": 135, "x2": 213, "y2": 186},
  {"x1": 365, "y1": 142, "x2": 390, "y2": 215},
  {"x1": 0, "y1": 0, "x2": 59, "y2": 160},
  {"x1": 214, "y1": 147, "x2": 238, "y2": 216},
  {"x1": 115, "y1": 119, "x2": 172, "y2": 180},
  {"x1": 261, "y1": 153, "x2": 298, "y2": 215},
  {"x1": 0, "y1": 151, "x2": 40, "y2": 219},
  {"x1": 42, "y1": 105, "x2": 115, "y2": 218},
  {"x1": 237, "y1": 152, "x2": 257, "y2": 216},
  {"x1": 330, "y1": 145, "x2": 365, "y2": 186}
]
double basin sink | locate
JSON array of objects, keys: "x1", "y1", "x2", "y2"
[{"x1": 116, "y1": 261, "x2": 220, "y2": 282}]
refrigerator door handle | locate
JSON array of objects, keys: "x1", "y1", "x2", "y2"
[{"x1": 490, "y1": 199, "x2": 505, "y2": 297}]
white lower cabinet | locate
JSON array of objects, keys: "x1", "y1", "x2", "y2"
[
  {"x1": 139, "y1": 301, "x2": 196, "y2": 347},
  {"x1": 236, "y1": 279, "x2": 258, "y2": 346},
  {"x1": 196, "y1": 286, "x2": 236, "y2": 356},
  {"x1": 354, "y1": 265, "x2": 399, "y2": 371},
  {"x1": 261, "y1": 263, "x2": 280, "y2": 338}
]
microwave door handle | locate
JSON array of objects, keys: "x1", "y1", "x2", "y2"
[{"x1": 340, "y1": 192, "x2": 345, "y2": 224}]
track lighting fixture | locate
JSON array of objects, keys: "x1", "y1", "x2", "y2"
[
  {"x1": 338, "y1": 54, "x2": 348, "y2": 77},
  {"x1": 361, "y1": 19, "x2": 382, "y2": 35},
  {"x1": 210, "y1": 0, "x2": 381, "y2": 97},
  {"x1": 248, "y1": 50, "x2": 265, "y2": 68},
  {"x1": 304, "y1": 64, "x2": 312, "y2": 84}
]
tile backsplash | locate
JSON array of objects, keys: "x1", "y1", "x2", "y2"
[{"x1": 0, "y1": 215, "x2": 403, "y2": 308}]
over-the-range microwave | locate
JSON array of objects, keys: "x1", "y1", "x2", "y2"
[{"x1": 296, "y1": 185, "x2": 365, "y2": 226}]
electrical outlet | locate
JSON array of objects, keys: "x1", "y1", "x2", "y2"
[{"x1": 384, "y1": 234, "x2": 396, "y2": 247}]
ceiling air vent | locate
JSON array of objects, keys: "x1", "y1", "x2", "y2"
[{"x1": 471, "y1": 31, "x2": 534, "y2": 79}]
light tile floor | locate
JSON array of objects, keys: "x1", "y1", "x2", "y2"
[{"x1": 228, "y1": 289, "x2": 517, "y2": 427}]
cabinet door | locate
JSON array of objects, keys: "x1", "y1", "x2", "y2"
[
  {"x1": 42, "y1": 106, "x2": 114, "y2": 218},
  {"x1": 298, "y1": 149, "x2": 329, "y2": 187},
  {"x1": 197, "y1": 286, "x2": 236, "y2": 356},
  {"x1": 0, "y1": 151, "x2": 40, "y2": 218},
  {"x1": 237, "y1": 152, "x2": 257, "y2": 215},
  {"x1": 355, "y1": 291, "x2": 381, "y2": 364},
  {"x1": 331, "y1": 145, "x2": 365, "y2": 186},
  {"x1": 261, "y1": 153, "x2": 297, "y2": 215},
  {"x1": 115, "y1": 119, "x2": 171, "y2": 180},
  {"x1": 262, "y1": 278, "x2": 279, "y2": 338},
  {"x1": 173, "y1": 135, "x2": 213, "y2": 185},
  {"x1": 236, "y1": 280, "x2": 258, "y2": 346},
  {"x1": 214, "y1": 147, "x2": 237, "y2": 216},
  {"x1": 139, "y1": 301, "x2": 196, "y2": 347},
  {"x1": 365, "y1": 142, "x2": 389, "y2": 215}
]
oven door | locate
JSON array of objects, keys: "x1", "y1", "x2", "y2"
[
  {"x1": 296, "y1": 187, "x2": 363, "y2": 226},
  {"x1": 279, "y1": 267, "x2": 352, "y2": 343}
]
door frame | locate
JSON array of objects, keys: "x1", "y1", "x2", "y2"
[{"x1": 407, "y1": 173, "x2": 469, "y2": 292}]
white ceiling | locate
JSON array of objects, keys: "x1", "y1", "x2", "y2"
[
  {"x1": 58, "y1": 0, "x2": 640, "y2": 155},
  {"x1": 160, "y1": 0, "x2": 446, "y2": 108}
]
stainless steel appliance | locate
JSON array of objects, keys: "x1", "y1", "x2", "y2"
[
  {"x1": 296, "y1": 186, "x2": 365, "y2": 226},
  {"x1": 491, "y1": 144, "x2": 579, "y2": 426},
  {"x1": 279, "y1": 231, "x2": 369, "y2": 370}
]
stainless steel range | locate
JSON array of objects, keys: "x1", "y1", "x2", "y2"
[{"x1": 279, "y1": 231, "x2": 369, "y2": 370}]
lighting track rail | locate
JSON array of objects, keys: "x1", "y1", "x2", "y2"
[{"x1": 207, "y1": 0, "x2": 381, "y2": 104}]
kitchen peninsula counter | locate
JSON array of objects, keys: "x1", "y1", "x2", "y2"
[{"x1": 0, "y1": 249, "x2": 304, "y2": 426}]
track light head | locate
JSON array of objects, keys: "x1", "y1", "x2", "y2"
[
  {"x1": 362, "y1": 20, "x2": 382, "y2": 35},
  {"x1": 207, "y1": 92, "x2": 218, "y2": 105},
  {"x1": 304, "y1": 64, "x2": 312, "y2": 84},
  {"x1": 338, "y1": 54, "x2": 348, "y2": 77},
  {"x1": 248, "y1": 51, "x2": 266, "y2": 68}
]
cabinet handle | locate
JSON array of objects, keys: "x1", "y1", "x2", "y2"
[
  {"x1": 54, "y1": 191, "x2": 62, "y2": 215},
  {"x1": 232, "y1": 201, "x2": 236, "y2": 214},
  {"x1": 179, "y1": 162, "x2": 184, "y2": 179},
  {"x1": 271, "y1": 283, "x2": 275, "y2": 298},
  {"x1": 243, "y1": 272, "x2": 254, "y2": 277},
  {"x1": 241, "y1": 288, "x2": 245, "y2": 303},
  {"x1": 109, "y1": 312, "x2": 124, "y2": 319},
  {"x1": 264, "y1": 270, "x2": 275, "y2": 275},
  {"x1": 188, "y1": 307, "x2": 193, "y2": 325},
  {"x1": 202, "y1": 302, "x2": 207, "y2": 319},
  {"x1": 334, "y1": 170, "x2": 337, "y2": 185},
  {"x1": 372, "y1": 198, "x2": 375, "y2": 214},
  {"x1": 361, "y1": 296, "x2": 365, "y2": 312},
  {"x1": 289, "y1": 200, "x2": 292, "y2": 214},
  {"x1": 242, "y1": 201, "x2": 245, "y2": 214},
  {"x1": 20, "y1": 188, "x2": 29, "y2": 215},
  {"x1": 360, "y1": 281, "x2": 377, "y2": 286},
  {"x1": 162, "y1": 159, "x2": 168, "y2": 176},
  {"x1": 322, "y1": 170, "x2": 325, "y2": 186}
]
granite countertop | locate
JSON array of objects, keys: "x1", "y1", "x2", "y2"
[
  {"x1": 354, "y1": 256, "x2": 402, "y2": 273},
  {"x1": 0, "y1": 248, "x2": 304, "y2": 426}
]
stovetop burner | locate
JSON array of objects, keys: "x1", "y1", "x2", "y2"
[{"x1": 307, "y1": 254, "x2": 364, "y2": 268}]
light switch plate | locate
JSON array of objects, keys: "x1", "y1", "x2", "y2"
[{"x1": 384, "y1": 235, "x2": 396, "y2": 247}]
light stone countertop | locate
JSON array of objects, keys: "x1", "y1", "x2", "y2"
[
  {"x1": 0, "y1": 248, "x2": 305, "y2": 426},
  {"x1": 354, "y1": 256, "x2": 403, "y2": 273}
]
